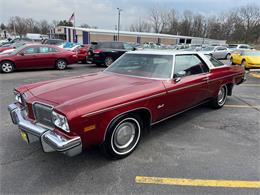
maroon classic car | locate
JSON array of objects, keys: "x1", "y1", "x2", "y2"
[
  {"x1": 0, "y1": 44, "x2": 78, "y2": 73},
  {"x1": 8, "y1": 51, "x2": 245, "y2": 158}
]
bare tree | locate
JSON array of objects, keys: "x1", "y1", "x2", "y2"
[
  {"x1": 191, "y1": 14, "x2": 205, "y2": 37},
  {"x1": 150, "y1": 7, "x2": 168, "y2": 33},
  {"x1": 178, "y1": 10, "x2": 193, "y2": 36},
  {"x1": 129, "y1": 18, "x2": 151, "y2": 32},
  {"x1": 8, "y1": 16, "x2": 28, "y2": 37},
  {"x1": 80, "y1": 24, "x2": 91, "y2": 28},
  {"x1": 39, "y1": 20, "x2": 50, "y2": 34},
  {"x1": 238, "y1": 4, "x2": 260, "y2": 43},
  {"x1": 164, "y1": 8, "x2": 179, "y2": 34}
]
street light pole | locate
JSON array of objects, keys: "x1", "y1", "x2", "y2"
[{"x1": 117, "y1": 8, "x2": 122, "y2": 41}]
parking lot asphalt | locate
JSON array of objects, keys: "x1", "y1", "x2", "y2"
[{"x1": 0, "y1": 63, "x2": 259, "y2": 194}]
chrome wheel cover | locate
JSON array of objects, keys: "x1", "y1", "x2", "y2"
[
  {"x1": 114, "y1": 122, "x2": 135, "y2": 149},
  {"x1": 57, "y1": 60, "x2": 66, "y2": 69},
  {"x1": 217, "y1": 86, "x2": 227, "y2": 106},
  {"x1": 111, "y1": 118, "x2": 141, "y2": 155},
  {"x1": 2, "y1": 62, "x2": 13, "y2": 73},
  {"x1": 105, "y1": 57, "x2": 113, "y2": 66}
]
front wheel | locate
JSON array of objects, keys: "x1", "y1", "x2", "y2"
[
  {"x1": 1, "y1": 61, "x2": 14, "y2": 73},
  {"x1": 101, "y1": 115, "x2": 143, "y2": 159},
  {"x1": 230, "y1": 57, "x2": 235, "y2": 65},
  {"x1": 56, "y1": 59, "x2": 67, "y2": 70},
  {"x1": 211, "y1": 85, "x2": 228, "y2": 109}
]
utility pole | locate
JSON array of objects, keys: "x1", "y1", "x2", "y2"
[{"x1": 117, "y1": 8, "x2": 122, "y2": 41}]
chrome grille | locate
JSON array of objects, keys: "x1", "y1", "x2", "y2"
[{"x1": 33, "y1": 103, "x2": 54, "y2": 128}]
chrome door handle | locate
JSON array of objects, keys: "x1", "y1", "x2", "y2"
[
  {"x1": 202, "y1": 77, "x2": 209, "y2": 81},
  {"x1": 175, "y1": 77, "x2": 181, "y2": 82}
]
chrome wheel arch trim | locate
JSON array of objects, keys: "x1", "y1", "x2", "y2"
[
  {"x1": 102, "y1": 107, "x2": 152, "y2": 142},
  {"x1": 110, "y1": 117, "x2": 141, "y2": 155}
]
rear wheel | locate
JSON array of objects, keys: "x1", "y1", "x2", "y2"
[
  {"x1": 211, "y1": 85, "x2": 228, "y2": 109},
  {"x1": 1, "y1": 61, "x2": 14, "y2": 73},
  {"x1": 104, "y1": 57, "x2": 114, "y2": 67},
  {"x1": 101, "y1": 115, "x2": 143, "y2": 159},
  {"x1": 226, "y1": 53, "x2": 231, "y2": 60},
  {"x1": 56, "y1": 59, "x2": 67, "y2": 70}
]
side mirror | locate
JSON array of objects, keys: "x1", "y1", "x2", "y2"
[
  {"x1": 19, "y1": 52, "x2": 24, "y2": 56},
  {"x1": 176, "y1": 70, "x2": 186, "y2": 77},
  {"x1": 132, "y1": 47, "x2": 136, "y2": 51},
  {"x1": 174, "y1": 71, "x2": 186, "y2": 82}
]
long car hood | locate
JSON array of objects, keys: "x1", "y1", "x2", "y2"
[{"x1": 25, "y1": 72, "x2": 165, "y2": 115}]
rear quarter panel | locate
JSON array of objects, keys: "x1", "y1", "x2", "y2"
[{"x1": 208, "y1": 65, "x2": 245, "y2": 97}]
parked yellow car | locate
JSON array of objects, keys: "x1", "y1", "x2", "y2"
[{"x1": 231, "y1": 50, "x2": 260, "y2": 69}]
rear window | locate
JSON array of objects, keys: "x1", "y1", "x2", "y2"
[{"x1": 205, "y1": 55, "x2": 224, "y2": 67}]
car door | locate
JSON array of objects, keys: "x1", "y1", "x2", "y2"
[
  {"x1": 37, "y1": 46, "x2": 56, "y2": 67},
  {"x1": 219, "y1": 47, "x2": 228, "y2": 59},
  {"x1": 14, "y1": 46, "x2": 39, "y2": 69},
  {"x1": 213, "y1": 47, "x2": 225, "y2": 59},
  {"x1": 162, "y1": 54, "x2": 210, "y2": 116},
  {"x1": 231, "y1": 50, "x2": 240, "y2": 64}
]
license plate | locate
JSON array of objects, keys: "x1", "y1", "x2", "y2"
[{"x1": 19, "y1": 130, "x2": 29, "y2": 143}]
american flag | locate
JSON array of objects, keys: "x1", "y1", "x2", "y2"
[{"x1": 68, "y1": 12, "x2": 75, "y2": 22}]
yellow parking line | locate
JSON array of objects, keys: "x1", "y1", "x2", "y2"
[
  {"x1": 135, "y1": 176, "x2": 260, "y2": 188},
  {"x1": 249, "y1": 72, "x2": 260, "y2": 79},
  {"x1": 224, "y1": 105, "x2": 260, "y2": 108},
  {"x1": 241, "y1": 84, "x2": 260, "y2": 87}
]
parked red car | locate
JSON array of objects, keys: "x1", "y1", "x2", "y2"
[
  {"x1": 0, "y1": 44, "x2": 78, "y2": 73},
  {"x1": 8, "y1": 51, "x2": 245, "y2": 158},
  {"x1": 76, "y1": 45, "x2": 89, "y2": 63},
  {"x1": 63, "y1": 44, "x2": 89, "y2": 63}
]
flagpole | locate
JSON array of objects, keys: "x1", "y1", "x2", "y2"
[{"x1": 74, "y1": 12, "x2": 76, "y2": 43}]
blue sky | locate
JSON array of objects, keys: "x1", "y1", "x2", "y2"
[{"x1": 1, "y1": 0, "x2": 259, "y2": 30}]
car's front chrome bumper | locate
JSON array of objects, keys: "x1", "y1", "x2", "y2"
[{"x1": 8, "y1": 103, "x2": 82, "y2": 157}]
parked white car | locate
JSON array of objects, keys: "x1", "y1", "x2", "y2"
[
  {"x1": 228, "y1": 44, "x2": 252, "y2": 51},
  {"x1": 200, "y1": 46, "x2": 231, "y2": 59}
]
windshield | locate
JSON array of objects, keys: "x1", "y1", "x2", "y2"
[
  {"x1": 105, "y1": 53, "x2": 173, "y2": 79},
  {"x1": 9, "y1": 45, "x2": 28, "y2": 55},
  {"x1": 241, "y1": 50, "x2": 260, "y2": 56},
  {"x1": 202, "y1": 46, "x2": 215, "y2": 51},
  {"x1": 228, "y1": 45, "x2": 238, "y2": 48}
]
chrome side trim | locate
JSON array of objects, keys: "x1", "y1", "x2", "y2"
[
  {"x1": 151, "y1": 99, "x2": 210, "y2": 125},
  {"x1": 207, "y1": 73, "x2": 242, "y2": 83},
  {"x1": 167, "y1": 72, "x2": 243, "y2": 94},
  {"x1": 167, "y1": 81, "x2": 207, "y2": 94},
  {"x1": 102, "y1": 107, "x2": 153, "y2": 142},
  {"x1": 81, "y1": 92, "x2": 166, "y2": 118}
]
